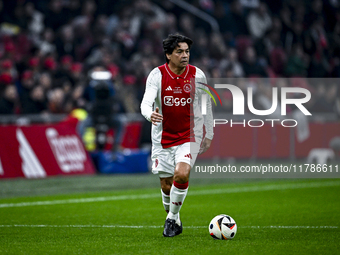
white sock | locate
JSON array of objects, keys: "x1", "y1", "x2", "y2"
[
  {"x1": 161, "y1": 189, "x2": 170, "y2": 213},
  {"x1": 167, "y1": 181, "x2": 188, "y2": 224},
  {"x1": 167, "y1": 212, "x2": 181, "y2": 225}
]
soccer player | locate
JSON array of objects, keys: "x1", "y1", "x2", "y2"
[{"x1": 140, "y1": 34, "x2": 214, "y2": 237}]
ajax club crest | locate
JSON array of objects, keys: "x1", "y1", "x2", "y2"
[{"x1": 183, "y1": 83, "x2": 192, "y2": 93}]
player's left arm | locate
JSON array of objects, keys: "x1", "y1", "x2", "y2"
[
  {"x1": 196, "y1": 68, "x2": 214, "y2": 154},
  {"x1": 200, "y1": 97, "x2": 213, "y2": 154}
]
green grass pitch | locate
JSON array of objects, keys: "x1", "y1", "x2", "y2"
[{"x1": 0, "y1": 176, "x2": 339, "y2": 255}]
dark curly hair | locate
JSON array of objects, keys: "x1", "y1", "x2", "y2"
[{"x1": 162, "y1": 34, "x2": 193, "y2": 63}]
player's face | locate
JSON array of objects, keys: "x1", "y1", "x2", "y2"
[{"x1": 167, "y1": 42, "x2": 190, "y2": 69}]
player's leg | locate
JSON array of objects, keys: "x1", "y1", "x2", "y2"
[
  {"x1": 155, "y1": 169, "x2": 181, "y2": 237},
  {"x1": 156, "y1": 168, "x2": 174, "y2": 215},
  {"x1": 163, "y1": 162, "x2": 190, "y2": 237},
  {"x1": 167, "y1": 162, "x2": 190, "y2": 223},
  {"x1": 169, "y1": 142, "x2": 199, "y2": 220},
  {"x1": 160, "y1": 173, "x2": 184, "y2": 237},
  {"x1": 164, "y1": 142, "x2": 200, "y2": 236},
  {"x1": 160, "y1": 176, "x2": 173, "y2": 213},
  {"x1": 162, "y1": 166, "x2": 186, "y2": 237},
  {"x1": 150, "y1": 144, "x2": 178, "y2": 235},
  {"x1": 157, "y1": 148, "x2": 187, "y2": 237}
]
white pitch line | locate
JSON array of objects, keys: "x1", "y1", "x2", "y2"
[
  {"x1": 0, "y1": 225, "x2": 337, "y2": 229},
  {"x1": 0, "y1": 180, "x2": 339, "y2": 208},
  {"x1": 0, "y1": 225, "x2": 164, "y2": 229},
  {"x1": 243, "y1": 226, "x2": 339, "y2": 229}
]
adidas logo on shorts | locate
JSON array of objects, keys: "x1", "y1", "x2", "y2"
[{"x1": 184, "y1": 153, "x2": 192, "y2": 159}]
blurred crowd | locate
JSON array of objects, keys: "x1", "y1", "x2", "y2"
[{"x1": 0, "y1": 0, "x2": 339, "y2": 116}]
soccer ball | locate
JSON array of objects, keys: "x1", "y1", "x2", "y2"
[{"x1": 209, "y1": 214, "x2": 237, "y2": 240}]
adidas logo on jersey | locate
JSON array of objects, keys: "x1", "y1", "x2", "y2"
[
  {"x1": 184, "y1": 153, "x2": 192, "y2": 159},
  {"x1": 165, "y1": 86, "x2": 172, "y2": 91}
]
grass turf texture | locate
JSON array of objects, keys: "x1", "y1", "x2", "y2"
[{"x1": 0, "y1": 177, "x2": 339, "y2": 255}]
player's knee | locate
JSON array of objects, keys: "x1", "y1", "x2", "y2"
[
  {"x1": 174, "y1": 173, "x2": 188, "y2": 184},
  {"x1": 161, "y1": 183, "x2": 171, "y2": 195},
  {"x1": 160, "y1": 177, "x2": 172, "y2": 195},
  {"x1": 174, "y1": 163, "x2": 190, "y2": 184}
]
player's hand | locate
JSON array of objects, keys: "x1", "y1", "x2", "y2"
[
  {"x1": 150, "y1": 107, "x2": 163, "y2": 126},
  {"x1": 199, "y1": 138, "x2": 212, "y2": 154}
]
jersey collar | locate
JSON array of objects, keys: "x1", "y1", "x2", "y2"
[{"x1": 165, "y1": 63, "x2": 190, "y2": 79}]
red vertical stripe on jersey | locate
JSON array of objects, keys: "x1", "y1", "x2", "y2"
[{"x1": 158, "y1": 64, "x2": 196, "y2": 148}]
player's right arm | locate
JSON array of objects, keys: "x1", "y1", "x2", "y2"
[{"x1": 140, "y1": 68, "x2": 163, "y2": 125}]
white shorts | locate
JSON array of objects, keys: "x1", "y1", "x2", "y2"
[{"x1": 151, "y1": 142, "x2": 200, "y2": 178}]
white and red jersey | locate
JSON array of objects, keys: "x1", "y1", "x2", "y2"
[{"x1": 140, "y1": 63, "x2": 214, "y2": 148}]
